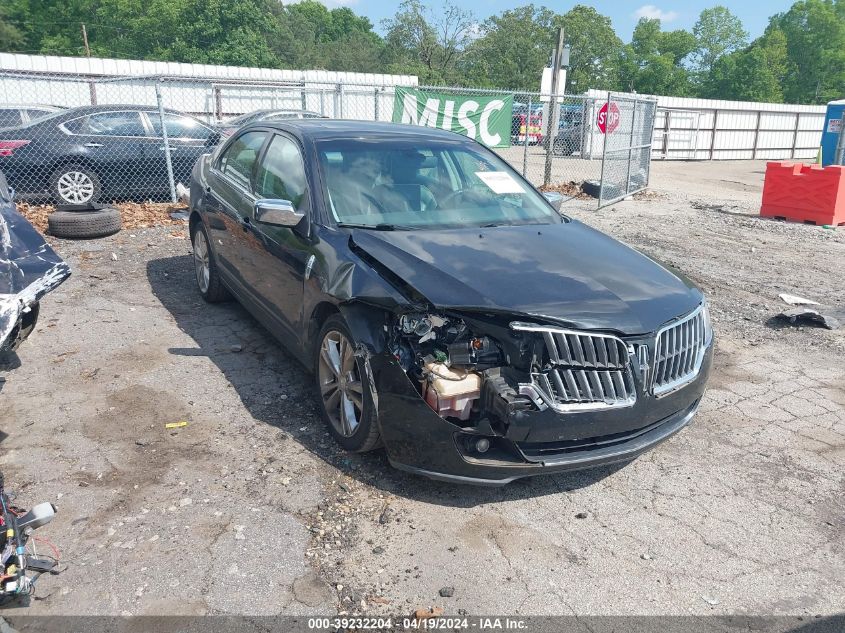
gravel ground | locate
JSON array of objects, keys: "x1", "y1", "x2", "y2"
[{"x1": 0, "y1": 160, "x2": 842, "y2": 617}]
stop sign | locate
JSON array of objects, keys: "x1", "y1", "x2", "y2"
[{"x1": 597, "y1": 102, "x2": 620, "y2": 134}]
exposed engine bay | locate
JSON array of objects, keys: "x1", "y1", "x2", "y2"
[{"x1": 387, "y1": 311, "x2": 539, "y2": 441}]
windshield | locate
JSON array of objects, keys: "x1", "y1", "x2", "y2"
[{"x1": 316, "y1": 138, "x2": 561, "y2": 230}]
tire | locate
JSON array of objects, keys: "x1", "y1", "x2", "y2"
[
  {"x1": 47, "y1": 208, "x2": 121, "y2": 239},
  {"x1": 581, "y1": 180, "x2": 602, "y2": 198},
  {"x1": 50, "y1": 164, "x2": 102, "y2": 206},
  {"x1": 190, "y1": 221, "x2": 230, "y2": 303},
  {"x1": 314, "y1": 314, "x2": 381, "y2": 453},
  {"x1": 553, "y1": 139, "x2": 576, "y2": 157}
]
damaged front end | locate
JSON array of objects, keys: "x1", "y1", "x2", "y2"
[
  {"x1": 0, "y1": 192, "x2": 71, "y2": 353},
  {"x1": 367, "y1": 306, "x2": 712, "y2": 485}
]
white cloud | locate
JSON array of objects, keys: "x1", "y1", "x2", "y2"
[{"x1": 633, "y1": 5, "x2": 679, "y2": 22}]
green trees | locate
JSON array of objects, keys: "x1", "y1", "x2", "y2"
[
  {"x1": 692, "y1": 6, "x2": 749, "y2": 74},
  {"x1": 704, "y1": 29, "x2": 790, "y2": 102},
  {"x1": 463, "y1": 4, "x2": 621, "y2": 92},
  {"x1": 463, "y1": 5, "x2": 557, "y2": 90},
  {"x1": 2, "y1": 0, "x2": 845, "y2": 104},
  {"x1": 381, "y1": 0, "x2": 475, "y2": 84},
  {"x1": 770, "y1": 0, "x2": 845, "y2": 103},
  {"x1": 619, "y1": 18, "x2": 698, "y2": 95}
]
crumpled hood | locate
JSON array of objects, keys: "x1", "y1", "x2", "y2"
[
  {"x1": 349, "y1": 221, "x2": 701, "y2": 335},
  {"x1": 1, "y1": 199, "x2": 71, "y2": 349}
]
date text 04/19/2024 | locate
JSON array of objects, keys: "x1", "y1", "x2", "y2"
[{"x1": 306, "y1": 617, "x2": 528, "y2": 630}]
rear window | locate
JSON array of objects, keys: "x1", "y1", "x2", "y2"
[{"x1": 0, "y1": 109, "x2": 22, "y2": 128}]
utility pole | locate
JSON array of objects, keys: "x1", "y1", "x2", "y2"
[
  {"x1": 81, "y1": 24, "x2": 91, "y2": 57},
  {"x1": 81, "y1": 24, "x2": 97, "y2": 105},
  {"x1": 543, "y1": 26, "x2": 565, "y2": 187}
]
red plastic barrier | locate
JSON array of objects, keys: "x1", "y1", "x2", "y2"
[{"x1": 760, "y1": 162, "x2": 845, "y2": 226}]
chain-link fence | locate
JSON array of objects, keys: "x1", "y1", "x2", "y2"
[
  {"x1": 597, "y1": 93, "x2": 657, "y2": 206},
  {"x1": 0, "y1": 69, "x2": 652, "y2": 208}
]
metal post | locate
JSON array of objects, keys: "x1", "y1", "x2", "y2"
[
  {"x1": 319, "y1": 90, "x2": 326, "y2": 117},
  {"x1": 597, "y1": 92, "x2": 611, "y2": 206},
  {"x1": 374, "y1": 87, "x2": 380, "y2": 121},
  {"x1": 752, "y1": 110, "x2": 762, "y2": 159},
  {"x1": 155, "y1": 81, "x2": 177, "y2": 204},
  {"x1": 214, "y1": 86, "x2": 223, "y2": 123},
  {"x1": 625, "y1": 98, "x2": 638, "y2": 195},
  {"x1": 790, "y1": 113, "x2": 800, "y2": 160},
  {"x1": 522, "y1": 95, "x2": 531, "y2": 177},
  {"x1": 301, "y1": 83, "x2": 307, "y2": 111},
  {"x1": 709, "y1": 109, "x2": 718, "y2": 159},
  {"x1": 543, "y1": 27, "x2": 565, "y2": 187},
  {"x1": 662, "y1": 110, "x2": 671, "y2": 158},
  {"x1": 333, "y1": 84, "x2": 341, "y2": 119}
]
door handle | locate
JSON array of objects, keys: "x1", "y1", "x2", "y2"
[{"x1": 84, "y1": 142, "x2": 103, "y2": 148}]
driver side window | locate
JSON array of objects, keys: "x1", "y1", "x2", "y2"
[{"x1": 254, "y1": 135, "x2": 310, "y2": 212}]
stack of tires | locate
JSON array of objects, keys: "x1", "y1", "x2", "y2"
[{"x1": 47, "y1": 203, "x2": 122, "y2": 239}]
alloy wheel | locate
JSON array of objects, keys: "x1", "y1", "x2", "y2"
[
  {"x1": 57, "y1": 171, "x2": 95, "y2": 204},
  {"x1": 318, "y1": 330, "x2": 364, "y2": 437},
  {"x1": 193, "y1": 229, "x2": 210, "y2": 293}
]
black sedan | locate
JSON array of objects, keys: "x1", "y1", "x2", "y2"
[
  {"x1": 188, "y1": 120, "x2": 713, "y2": 485},
  {"x1": 0, "y1": 105, "x2": 219, "y2": 205}
]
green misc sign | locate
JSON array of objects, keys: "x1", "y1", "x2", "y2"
[{"x1": 392, "y1": 87, "x2": 514, "y2": 148}]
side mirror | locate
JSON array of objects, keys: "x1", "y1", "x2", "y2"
[
  {"x1": 254, "y1": 199, "x2": 306, "y2": 227},
  {"x1": 206, "y1": 132, "x2": 222, "y2": 146},
  {"x1": 543, "y1": 191, "x2": 563, "y2": 211}
]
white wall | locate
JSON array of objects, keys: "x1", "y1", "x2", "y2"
[
  {"x1": 0, "y1": 53, "x2": 417, "y2": 123},
  {"x1": 586, "y1": 90, "x2": 826, "y2": 161}
]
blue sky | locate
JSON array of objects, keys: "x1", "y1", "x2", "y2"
[{"x1": 322, "y1": 0, "x2": 797, "y2": 41}]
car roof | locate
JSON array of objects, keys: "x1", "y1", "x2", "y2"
[
  {"x1": 0, "y1": 104, "x2": 65, "y2": 110},
  {"x1": 247, "y1": 119, "x2": 468, "y2": 143},
  {"x1": 51, "y1": 104, "x2": 194, "y2": 118}
]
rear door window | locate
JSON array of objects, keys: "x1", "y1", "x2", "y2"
[
  {"x1": 65, "y1": 111, "x2": 147, "y2": 137},
  {"x1": 217, "y1": 131, "x2": 267, "y2": 190}
]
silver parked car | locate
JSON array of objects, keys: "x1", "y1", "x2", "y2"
[{"x1": 0, "y1": 105, "x2": 66, "y2": 129}]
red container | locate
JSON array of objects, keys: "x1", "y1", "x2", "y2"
[{"x1": 760, "y1": 162, "x2": 845, "y2": 226}]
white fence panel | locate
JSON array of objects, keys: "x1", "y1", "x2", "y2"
[{"x1": 588, "y1": 89, "x2": 826, "y2": 160}]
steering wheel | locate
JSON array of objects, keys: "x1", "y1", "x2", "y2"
[
  {"x1": 437, "y1": 190, "x2": 466, "y2": 209},
  {"x1": 360, "y1": 191, "x2": 389, "y2": 215}
]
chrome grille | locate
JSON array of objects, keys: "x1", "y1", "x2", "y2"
[
  {"x1": 531, "y1": 367, "x2": 636, "y2": 410},
  {"x1": 652, "y1": 305, "x2": 707, "y2": 396},
  {"x1": 540, "y1": 330, "x2": 628, "y2": 369},
  {"x1": 511, "y1": 323, "x2": 636, "y2": 412}
]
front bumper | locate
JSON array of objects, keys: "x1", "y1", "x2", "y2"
[{"x1": 373, "y1": 341, "x2": 713, "y2": 486}]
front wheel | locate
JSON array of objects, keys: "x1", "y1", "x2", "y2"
[
  {"x1": 190, "y1": 221, "x2": 230, "y2": 303},
  {"x1": 315, "y1": 315, "x2": 381, "y2": 452}
]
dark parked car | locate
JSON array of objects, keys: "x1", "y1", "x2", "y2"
[
  {"x1": 218, "y1": 109, "x2": 325, "y2": 139},
  {"x1": 0, "y1": 170, "x2": 71, "y2": 353},
  {"x1": 0, "y1": 104, "x2": 65, "y2": 129},
  {"x1": 188, "y1": 120, "x2": 713, "y2": 485},
  {"x1": 0, "y1": 105, "x2": 219, "y2": 205},
  {"x1": 552, "y1": 106, "x2": 585, "y2": 156}
]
